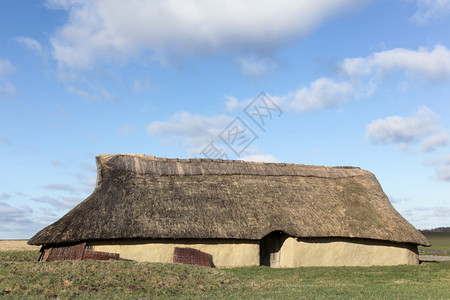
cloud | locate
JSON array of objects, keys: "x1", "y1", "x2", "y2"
[
  {"x1": 226, "y1": 78, "x2": 361, "y2": 114},
  {"x1": 45, "y1": 0, "x2": 368, "y2": 69},
  {"x1": 288, "y1": 78, "x2": 356, "y2": 112},
  {"x1": 50, "y1": 160, "x2": 65, "y2": 167},
  {"x1": 0, "y1": 202, "x2": 30, "y2": 222},
  {"x1": 0, "y1": 82, "x2": 15, "y2": 96},
  {"x1": 401, "y1": 205, "x2": 450, "y2": 229},
  {"x1": 227, "y1": 45, "x2": 450, "y2": 113},
  {"x1": 433, "y1": 206, "x2": 450, "y2": 218},
  {"x1": 147, "y1": 111, "x2": 233, "y2": 154},
  {"x1": 117, "y1": 124, "x2": 134, "y2": 136},
  {"x1": 369, "y1": 107, "x2": 450, "y2": 182},
  {"x1": 132, "y1": 79, "x2": 153, "y2": 93},
  {"x1": 420, "y1": 132, "x2": 450, "y2": 152},
  {"x1": 411, "y1": 0, "x2": 450, "y2": 24},
  {"x1": 83, "y1": 177, "x2": 97, "y2": 187},
  {"x1": 435, "y1": 165, "x2": 450, "y2": 181},
  {"x1": 67, "y1": 83, "x2": 116, "y2": 102},
  {"x1": 0, "y1": 58, "x2": 14, "y2": 77},
  {"x1": 80, "y1": 162, "x2": 97, "y2": 172},
  {"x1": 0, "y1": 136, "x2": 13, "y2": 146},
  {"x1": 0, "y1": 193, "x2": 11, "y2": 200},
  {"x1": 389, "y1": 196, "x2": 411, "y2": 204},
  {"x1": 225, "y1": 96, "x2": 242, "y2": 111},
  {"x1": 240, "y1": 154, "x2": 278, "y2": 162},
  {"x1": 0, "y1": 201, "x2": 45, "y2": 238},
  {"x1": 31, "y1": 195, "x2": 82, "y2": 209},
  {"x1": 43, "y1": 184, "x2": 76, "y2": 192},
  {"x1": 432, "y1": 154, "x2": 450, "y2": 181},
  {"x1": 0, "y1": 58, "x2": 15, "y2": 96},
  {"x1": 224, "y1": 95, "x2": 261, "y2": 112},
  {"x1": 340, "y1": 45, "x2": 450, "y2": 81},
  {"x1": 239, "y1": 57, "x2": 277, "y2": 77},
  {"x1": 365, "y1": 106, "x2": 441, "y2": 145},
  {"x1": 0, "y1": 202, "x2": 33, "y2": 225},
  {"x1": 16, "y1": 36, "x2": 43, "y2": 54}
]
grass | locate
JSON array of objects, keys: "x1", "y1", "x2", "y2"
[
  {"x1": 1, "y1": 250, "x2": 449, "y2": 299},
  {"x1": 419, "y1": 232, "x2": 450, "y2": 256}
]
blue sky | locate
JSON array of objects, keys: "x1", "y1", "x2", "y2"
[{"x1": 1, "y1": 0, "x2": 450, "y2": 238}]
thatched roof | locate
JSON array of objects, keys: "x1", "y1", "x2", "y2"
[{"x1": 29, "y1": 154, "x2": 430, "y2": 246}]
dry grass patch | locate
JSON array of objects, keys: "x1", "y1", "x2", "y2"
[
  {"x1": 0, "y1": 240, "x2": 40, "y2": 251},
  {"x1": 1, "y1": 250, "x2": 449, "y2": 299}
]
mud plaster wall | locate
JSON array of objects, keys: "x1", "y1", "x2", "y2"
[
  {"x1": 88, "y1": 237, "x2": 418, "y2": 267},
  {"x1": 278, "y1": 237, "x2": 419, "y2": 267},
  {"x1": 87, "y1": 239, "x2": 260, "y2": 267}
]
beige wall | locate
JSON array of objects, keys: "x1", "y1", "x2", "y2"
[
  {"x1": 87, "y1": 239, "x2": 259, "y2": 267},
  {"x1": 278, "y1": 237, "x2": 419, "y2": 267},
  {"x1": 87, "y1": 237, "x2": 419, "y2": 267}
]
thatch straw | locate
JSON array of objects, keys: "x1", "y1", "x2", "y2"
[{"x1": 28, "y1": 154, "x2": 430, "y2": 246}]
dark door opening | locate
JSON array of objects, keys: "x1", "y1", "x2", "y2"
[{"x1": 260, "y1": 231, "x2": 285, "y2": 267}]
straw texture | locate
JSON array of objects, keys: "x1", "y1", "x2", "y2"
[{"x1": 28, "y1": 154, "x2": 430, "y2": 246}]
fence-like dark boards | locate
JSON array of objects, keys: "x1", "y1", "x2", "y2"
[
  {"x1": 39, "y1": 243, "x2": 119, "y2": 261},
  {"x1": 173, "y1": 247, "x2": 213, "y2": 267}
]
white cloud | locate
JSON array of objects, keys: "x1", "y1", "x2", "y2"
[
  {"x1": 240, "y1": 154, "x2": 278, "y2": 162},
  {"x1": 225, "y1": 96, "x2": 242, "y2": 111},
  {"x1": 147, "y1": 111, "x2": 233, "y2": 154},
  {"x1": 224, "y1": 95, "x2": 260, "y2": 112},
  {"x1": 147, "y1": 110, "x2": 282, "y2": 160},
  {"x1": 239, "y1": 57, "x2": 277, "y2": 77},
  {"x1": 273, "y1": 45, "x2": 450, "y2": 113},
  {"x1": 228, "y1": 45, "x2": 450, "y2": 114},
  {"x1": 411, "y1": 0, "x2": 450, "y2": 24},
  {"x1": 224, "y1": 78, "x2": 363, "y2": 113},
  {"x1": 340, "y1": 45, "x2": 450, "y2": 81},
  {"x1": 366, "y1": 106, "x2": 441, "y2": 144},
  {"x1": 288, "y1": 78, "x2": 356, "y2": 112},
  {"x1": 16, "y1": 36, "x2": 43, "y2": 53},
  {"x1": 45, "y1": 0, "x2": 368, "y2": 69},
  {"x1": 421, "y1": 132, "x2": 450, "y2": 152}
]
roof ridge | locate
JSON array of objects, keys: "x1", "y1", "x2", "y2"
[{"x1": 98, "y1": 153, "x2": 361, "y2": 170}]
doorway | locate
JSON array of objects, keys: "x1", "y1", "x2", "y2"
[{"x1": 260, "y1": 231, "x2": 286, "y2": 267}]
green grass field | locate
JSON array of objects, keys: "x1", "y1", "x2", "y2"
[
  {"x1": 1, "y1": 250, "x2": 449, "y2": 299},
  {"x1": 419, "y1": 232, "x2": 450, "y2": 256}
]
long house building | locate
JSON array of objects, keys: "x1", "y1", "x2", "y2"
[{"x1": 28, "y1": 154, "x2": 430, "y2": 267}]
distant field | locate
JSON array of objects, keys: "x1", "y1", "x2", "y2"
[
  {"x1": 1, "y1": 250, "x2": 449, "y2": 299},
  {"x1": 0, "y1": 240, "x2": 40, "y2": 252},
  {"x1": 419, "y1": 232, "x2": 450, "y2": 256}
]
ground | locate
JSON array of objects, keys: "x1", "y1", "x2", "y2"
[
  {"x1": 0, "y1": 233, "x2": 449, "y2": 299},
  {"x1": 0, "y1": 240, "x2": 40, "y2": 251}
]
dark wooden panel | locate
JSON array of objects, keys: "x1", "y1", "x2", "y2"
[
  {"x1": 42, "y1": 243, "x2": 86, "y2": 261},
  {"x1": 39, "y1": 247, "x2": 52, "y2": 262},
  {"x1": 173, "y1": 247, "x2": 213, "y2": 267},
  {"x1": 83, "y1": 250, "x2": 119, "y2": 260}
]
